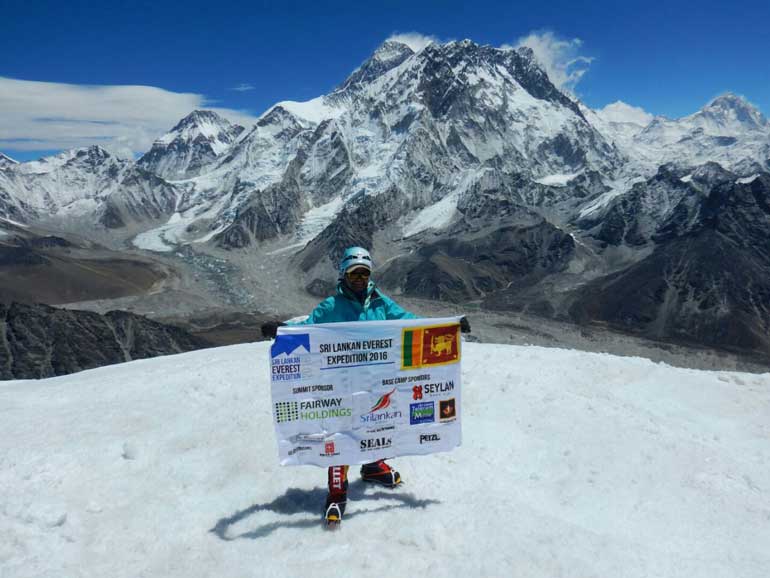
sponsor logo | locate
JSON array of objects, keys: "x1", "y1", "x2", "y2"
[
  {"x1": 369, "y1": 388, "x2": 396, "y2": 413},
  {"x1": 322, "y1": 440, "x2": 340, "y2": 457},
  {"x1": 439, "y1": 398, "x2": 457, "y2": 421},
  {"x1": 413, "y1": 382, "x2": 455, "y2": 398},
  {"x1": 360, "y1": 409, "x2": 402, "y2": 425},
  {"x1": 360, "y1": 389, "x2": 403, "y2": 425},
  {"x1": 419, "y1": 434, "x2": 441, "y2": 444},
  {"x1": 275, "y1": 401, "x2": 299, "y2": 423},
  {"x1": 329, "y1": 465, "x2": 347, "y2": 492},
  {"x1": 365, "y1": 424, "x2": 396, "y2": 434},
  {"x1": 288, "y1": 445, "x2": 311, "y2": 455},
  {"x1": 410, "y1": 401, "x2": 435, "y2": 425},
  {"x1": 291, "y1": 433, "x2": 326, "y2": 443},
  {"x1": 298, "y1": 397, "x2": 353, "y2": 420},
  {"x1": 424, "y1": 381, "x2": 454, "y2": 395},
  {"x1": 402, "y1": 323, "x2": 460, "y2": 369},
  {"x1": 360, "y1": 437, "x2": 393, "y2": 451}
]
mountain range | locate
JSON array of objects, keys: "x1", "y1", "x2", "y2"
[{"x1": 2, "y1": 38, "x2": 769, "y2": 361}]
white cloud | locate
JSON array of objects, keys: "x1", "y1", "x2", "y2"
[
  {"x1": 0, "y1": 77, "x2": 259, "y2": 156},
  {"x1": 597, "y1": 101, "x2": 654, "y2": 127},
  {"x1": 386, "y1": 32, "x2": 441, "y2": 53},
  {"x1": 231, "y1": 83, "x2": 256, "y2": 92},
  {"x1": 506, "y1": 31, "x2": 594, "y2": 93}
]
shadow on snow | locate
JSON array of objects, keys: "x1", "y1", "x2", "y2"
[{"x1": 210, "y1": 479, "x2": 441, "y2": 539}]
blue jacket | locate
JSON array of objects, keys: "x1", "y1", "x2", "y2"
[{"x1": 293, "y1": 281, "x2": 417, "y2": 325}]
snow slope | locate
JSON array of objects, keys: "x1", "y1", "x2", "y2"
[{"x1": 1, "y1": 342, "x2": 768, "y2": 578}]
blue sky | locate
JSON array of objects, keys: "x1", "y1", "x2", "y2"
[{"x1": 2, "y1": 0, "x2": 768, "y2": 160}]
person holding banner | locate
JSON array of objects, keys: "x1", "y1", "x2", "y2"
[
  {"x1": 262, "y1": 246, "x2": 471, "y2": 525},
  {"x1": 262, "y1": 246, "x2": 418, "y2": 525}
]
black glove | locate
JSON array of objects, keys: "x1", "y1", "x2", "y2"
[
  {"x1": 261, "y1": 320, "x2": 286, "y2": 339},
  {"x1": 460, "y1": 316, "x2": 471, "y2": 333}
]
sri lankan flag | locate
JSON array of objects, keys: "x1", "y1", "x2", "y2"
[{"x1": 401, "y1": 322, "x2": 460, "y2": 369}]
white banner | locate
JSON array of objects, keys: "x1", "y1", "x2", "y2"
[{"x1": 269, "y1": 316, "x2": 462, "y2": 466}]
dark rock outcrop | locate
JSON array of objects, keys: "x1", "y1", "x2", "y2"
[
  {"x1": 568, "y1": 173, "x2": 770, "y2": 357},
  {"x1": 0, "y1": 303, "x2": 210, "y2": 380}
]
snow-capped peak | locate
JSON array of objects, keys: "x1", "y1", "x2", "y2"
[
  {"x1": 697, "y1": 93, "x2": 768, "y2": 131},
  {"x1": 15, "y1": 145, "x2": 116, "y2": 175},
  {"x1": 159, "y1": 110, "x2": 242, "y2": 149},
  {"x1": 137, "y1": 110, "x2": 245, "y2": 180},
  {"x1": 0, "y1": 152, "x2": 19, "y2": 167},
  {"x1": 339, "y1": 40, "x2": 415, "y2": 91}
]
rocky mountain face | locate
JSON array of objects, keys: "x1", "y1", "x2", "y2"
[
  {"x1": 0, "y1": 302, "x2": 210, "y2": 379},
  {"x1": 1, "y1": 38, "x2": 769, "y2": 361},
  {"x1": 568, "y1": 171, "x2": 770, "y2": 356},
  {"x1": 137, "y1": 110, "x2": 245, "y2": 180},
  {"x1": 0, "y1": 153, "x2": 18, "y2": 168}
]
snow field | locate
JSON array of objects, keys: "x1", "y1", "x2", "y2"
[{"x1": 0, "y1": 342, "x2": 768, "y2": 578}]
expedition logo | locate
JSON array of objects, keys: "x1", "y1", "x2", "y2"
[
  {"x1": 270, "y1": 333, "x2": 311, "y2": 383},
  {"x1": 402, "y1": 323, "x2": 460, "y2": 369},
  {"x1": 360, "y1": 389, "x2": 403, "y2": 425},
  {"x1": 439, "y1": 398, "x2": 457, "y2": 421},
  {"x1": 410, "y1": 401, "x2": 435, "y2": 425}
]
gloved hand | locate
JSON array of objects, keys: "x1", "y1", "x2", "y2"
[
  {"x1": 261, "y1": 320, "x2": 286, "y2": 339},
  {"x1": 459, "y1": 316, "x2": 471, "y2": 333}
]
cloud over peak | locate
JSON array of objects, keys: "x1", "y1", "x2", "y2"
[
  {"x1": 508, "y1": 30, "x2": 594, "y2": 93},
  {"x1": 385, "y1": 32, "x2": 440, "y2": 53},
  {"x1": 0, "y1": 77, "x2": 258, "y2": 157}
]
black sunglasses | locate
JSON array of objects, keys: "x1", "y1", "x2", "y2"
[{"x1": 346, "y1": 270, "x2": 371, "y2": 279}]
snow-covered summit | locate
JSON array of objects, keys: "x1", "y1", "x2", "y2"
[
  {"x1": 15, "y1": 145, "x2": 115, "y2": 176},
  {"x1": 339, "y1": 40, "x2": 416, "y2": 91},
  {"x1": 0, "y1": 152, "x2": 18, "y2": 168},
  {"x1": 0, "y1": 145, "x2": 132, "y2": 217},
  {"x1": 161, "y1": 110, "x2": 244, "y2": 148},
  {"x1": 1, "y1": 341, "x2": 768, "y2": 577},
  {"x1": 137, "y1": 110, "x2": 245, "y2": 180},
  {"x1": 589, "y1": 93, "x2": 770, "y2": 175},
  {"x1": 690, "y1": 92, "x2": 769, "y2": 134}
]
